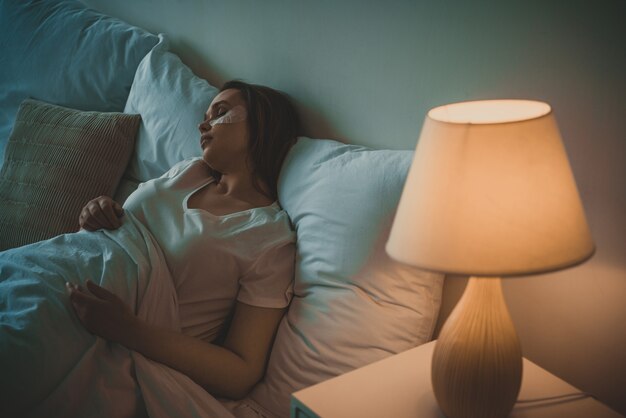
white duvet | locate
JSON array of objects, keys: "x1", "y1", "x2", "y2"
[{"x1": 0, "y1": 213, "x2": 235, "y2": 418}]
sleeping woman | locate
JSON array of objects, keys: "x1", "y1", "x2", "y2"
[{"x1": 0, "y1": 80, "x2": 301, "y2": 417}]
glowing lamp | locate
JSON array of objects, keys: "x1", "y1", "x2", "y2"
[{"x1": 386, "y1": 99, "x2": 594, "y2": 418}]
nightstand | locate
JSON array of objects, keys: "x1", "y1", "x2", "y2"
[{"x1": 291, "y1": 340, "x2": 623, "y2": 418}]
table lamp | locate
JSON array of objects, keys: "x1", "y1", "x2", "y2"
[{"x1": 386, "y1": 99, "x2": 595, "y2": 418}]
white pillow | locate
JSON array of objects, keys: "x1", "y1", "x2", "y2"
[
  {"x1": 122, "y1": 34, "x2": 220, "y2": 184},
  {"x1": 244, "y1": 137, "x2": 444, "y2": 417},
  {"x1": 0, "y1": 0, "x2": 158, "y2": 166}
]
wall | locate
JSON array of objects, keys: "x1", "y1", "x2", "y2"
[{"x1": 82, "y1": 0, "x2": 626, "y2": 414}]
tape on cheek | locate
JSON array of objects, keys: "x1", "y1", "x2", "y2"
[{"x1": 209, "y1": 105, "x2": 248, "y2": 126}]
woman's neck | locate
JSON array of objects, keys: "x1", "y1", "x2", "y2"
[{"x1": 214, "y1": 171, "x2": 273, "y2": 206}]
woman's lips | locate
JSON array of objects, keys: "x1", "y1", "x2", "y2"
[{"x1": 200, "y1": 135, "x2": 213, "y2": 147}]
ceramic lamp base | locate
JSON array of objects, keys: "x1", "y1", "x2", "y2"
[{"x1": 432, "y1": 277, "x2": 522, "y2": 418}]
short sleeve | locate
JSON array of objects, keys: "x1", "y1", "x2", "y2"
[{"x1": 237, "y1": 240, "x2": 296, "y2": 309}]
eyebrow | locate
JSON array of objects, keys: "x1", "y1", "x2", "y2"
[{"x1": 205, "y1": 100, "x2": 231, "y2": 118}]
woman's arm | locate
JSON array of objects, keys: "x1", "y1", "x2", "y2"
[
  {"x1": 68, "y1": 280, "x2": 285, "y2": 399},
  {"x1": 130, "y1": 301, "x2": 285, "y2": 399}
]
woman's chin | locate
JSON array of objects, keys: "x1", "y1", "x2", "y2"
[{"x1": 201, "y1": 149, "x2": 219, "y2": 169}]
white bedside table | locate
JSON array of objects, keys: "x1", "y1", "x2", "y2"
[{"x1": 291, "y1": 340, "x2": 623, "y2": 418}]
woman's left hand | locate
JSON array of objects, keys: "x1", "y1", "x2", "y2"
[{"x1": 67, "y1": 280, "x2": 138, "y2": 345}]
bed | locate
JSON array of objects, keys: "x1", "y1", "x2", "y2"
[{"x1": 0, "y1": 1, "x2": 444, "y2": 417}]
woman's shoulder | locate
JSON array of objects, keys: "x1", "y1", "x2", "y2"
[{"x1": 159, "y1": 156, "x2": 204, "y2": 179}]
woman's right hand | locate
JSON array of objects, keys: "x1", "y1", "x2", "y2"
[{"x1": 79, "y1": 196, "x2": 124, "y2": 231}]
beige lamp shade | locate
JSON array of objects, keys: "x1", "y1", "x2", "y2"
[{"x1": 386, "y1": 99, "x2": 595, "y2": 277}]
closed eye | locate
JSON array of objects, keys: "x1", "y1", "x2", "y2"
[
  {"x1": 205, "y1": 107, "x2": 227, "y2": 122},
  {"x1": 204, "y1": 98, "x2": 232, "y2": 123}
]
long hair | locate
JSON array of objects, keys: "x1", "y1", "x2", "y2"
[{"x1": 217, "y1": 80, "x2": 301, "y2": 201}]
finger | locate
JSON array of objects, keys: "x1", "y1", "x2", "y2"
[
  {"x1": 112, "y1": 201, "x2": 125, "y2": 217},
  {"x1": 79, "y1": 211, "x2": 96, "y2": 230},
  {"x1": 80, "y1": 209, "x2": 104, "y2": 230},
  {"x1": 88, "y1": 203, "x2": 114, "y2": 229},
  {"x1": 69, "y1": 282, "x2": 88, "y2": 294},
  {"x1": 98, "y1": 199, "x2": 121, "y2": 228},
  {"x1": 69, "y1": 286, "x2": 99, "y2": 305},
  {"x1": 78, "y1": 209, "x2": 88, "y2": 227},
  {"x1": 86, "y1": 280, "x2": 116, "y2": 301},
  {"x1": 67, "y1": 282, "x2": 86, "y2": 294},
  {"x1": 81, "y1": 217, "x2": 101, "y2": 231}
]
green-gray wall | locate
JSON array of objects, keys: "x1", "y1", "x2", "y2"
[{"x1": 82, "y1": 0, "x2": 626, "y2": 414}]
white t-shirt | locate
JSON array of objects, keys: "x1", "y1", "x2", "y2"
[{"x1": 123, "y1": 157, "x2": 296, "y2": 342}]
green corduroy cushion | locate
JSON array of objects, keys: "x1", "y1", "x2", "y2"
[{"x1": 0, "y1": 99, "x2": 140, "y2": 250}]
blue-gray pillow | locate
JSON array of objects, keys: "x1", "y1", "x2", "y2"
[
  {"x1": 122, "y1": 34, "x2": 219, "y2": 184},
  {"x1": 247, "y1": 137, "x2": 444, "y2": 417},
  {"x1": 0, "y1": 0, "x2": 158, "y2": 165}
]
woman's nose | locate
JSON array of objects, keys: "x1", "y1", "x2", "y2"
[{"x1": 198, "y1": 119, "x2": 211, "y2": 133}]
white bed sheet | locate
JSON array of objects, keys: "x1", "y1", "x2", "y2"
[{"x1": 0, "y1": 212, "x2": 234, "y2": 418}]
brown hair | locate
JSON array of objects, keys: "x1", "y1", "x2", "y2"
[{"x1": 216, "y1": 80, "x2": 301, "y2": 201}]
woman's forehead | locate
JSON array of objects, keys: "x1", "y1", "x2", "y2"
[{"x1": 210, "y1": 89, "x2": 243, "y2": 107}]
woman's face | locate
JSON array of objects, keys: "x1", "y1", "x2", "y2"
[{"x1": 198, "y1": 89, "x2": 250, "y2": 173}]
